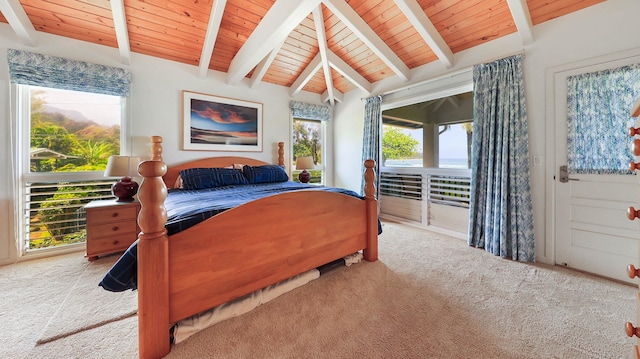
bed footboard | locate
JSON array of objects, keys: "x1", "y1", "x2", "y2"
[{"x1": 136, "y1": 137, "x2": 378, "y2": 359}]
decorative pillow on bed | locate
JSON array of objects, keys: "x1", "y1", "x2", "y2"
[
  {"x1": 242, "y1": 165, "x2": 289, "y2": 184},
  {"x1": 179, "y1": 167, "x2": 248, "y2": 190}
]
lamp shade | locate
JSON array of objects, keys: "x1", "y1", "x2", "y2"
[
  {"x1": 104, "y1": 156, "x2": 140, "y2": 177},
  {"x1": 295, "y1": 156, "x2": 314, "y2": 170},
  {"x1": 104, "y1": 156, "x2": 141, "y2": 202},
  {"x1": 296, "y1": 156, "x2": 314, "y2": 183}
]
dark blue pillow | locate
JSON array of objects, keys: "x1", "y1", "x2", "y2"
[
  {"x1": 179, "y1": 167, "x2": 248, "y2": 190},
  {"x1": 242, "y1": 165, "x2": 289, "y2": 184}
]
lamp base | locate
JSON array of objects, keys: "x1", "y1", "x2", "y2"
[
  {"x1": 112, "y1": 176, "x2": 139, "y2": 202},
  {"x1": 298, "y1": 170, "x2": 311, "y2": 183}
]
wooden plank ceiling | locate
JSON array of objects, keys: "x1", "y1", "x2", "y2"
[{"x1": 0, "y1": 0, "x2": 604, "y2": 104}]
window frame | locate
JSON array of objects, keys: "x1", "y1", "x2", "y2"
[
  {"x1": 13, "y1": 84, "x2": 129, "y2": 258},
  {"x1": 291, "y1": 117, "x2": 326, "y2": 185}
]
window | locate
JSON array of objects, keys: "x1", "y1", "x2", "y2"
[
  {"x1": 382, "y1": 92, "x2": 473, "y2": 169},
  {"x1": 438, "y1": 122, "x2": 472, "y2": 169},
  {"x1": 381, "y1": 121, "x2": 422, "y2": 167},
  {"x1": 292, "y1": 118, "x2": 324, "y2": 184},
  {"x1": 17, "y1": 85, "x2": 125, "y2": 252},
  {"x1": 566, "y1": 63, "x2": 640, "y2": 174}
]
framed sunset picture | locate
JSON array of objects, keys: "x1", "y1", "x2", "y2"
[{"x1": 182, "y1": 90, "x2": 263, "y2": 152}]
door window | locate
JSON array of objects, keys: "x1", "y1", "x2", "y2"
[{"x1": 566, "y1": 64, "x2": 640, "y2": 174}]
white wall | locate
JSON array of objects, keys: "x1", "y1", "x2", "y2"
[
  {"x1": 333, "y1": 0, "x2": 640, "y2": 264},
  {"x1": 0, "y1": 26, "x2": 325, "y2": 263}
]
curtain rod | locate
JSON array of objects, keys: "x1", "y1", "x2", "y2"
[{"x1": 362, "y1": 50, "x2": 525, "y2": 100}]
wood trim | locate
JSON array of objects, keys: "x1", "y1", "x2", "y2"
[{"x1": 137, "y1": 136, "x2": 377, "y2": 358}]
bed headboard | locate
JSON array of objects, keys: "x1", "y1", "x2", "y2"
[{"x1": 148, "y1": 137, "x2": 286, "y2": 188}]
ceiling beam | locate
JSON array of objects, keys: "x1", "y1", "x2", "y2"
[
  {"x1": 447, "y1": 96, "x2": 459, "y2": 108},
  {"x1": 506, "y1": 0, "x2": 534, "y2": 45},
  {"x1": 198, "y1": 0, "x2": 227, "y2": 78},
  {"x1": 312, "y1": 6, "x2": 334, "y2": 105},
  {"x1": 290, "y1": 53, "x2": 323, "y2": 97},
  {"x1": 322, "y1": 88, "x2": 343, "y2": 103},
  {"x1": 326, "y1": 50, "x2": 370, "y2": 94},
  {"x1": 322, "y1": 0, "x2": 410, "y2": 81},
  {"x1": 110, "y1": 0, "x2": 131, "y2": 65},
  {"x1": 393, "y1": 0, "x2": 453, "y2": 68},
  {"x1": 432, "y1": 98, "x2": 447, "y2": 112},
  {"x1": 227, "y1": 0, "x2": 321, "y2": 85},
  {"x1": 250, "y1": 39, "x2": 285, "y2": 88},
  {"x1": 0, "y1": 0, "x2": 36, "y2": 46}
]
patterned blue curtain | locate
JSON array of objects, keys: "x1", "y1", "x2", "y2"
[
  {"x1": 468, "y1": 54, "x2": 535, "y2": 262},
  {"x1": 361, "y1": 95, "x2": 382, "y2": 198},
  {"x1": 6, "y1": 49, "x2": 131, "y2": 97},
  {"x1": 289, "y1": 101, "x2": 331, "y2": 121},
  {"x1": 566, "y1": 64, "x2": 640, "y2": 174}
]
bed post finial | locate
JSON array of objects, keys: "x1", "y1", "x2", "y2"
[
  {"x1": 277, "y1": 142, "x2": 284, "y2": 166},
  {"x1": 150, "y1": 136, "x2": 163, "y2": 161},
  {"x1": 363, "y1": 159, "x2": 378, "y2": 262},
  {"x1": 363, "y1": 159, "x2": 376, "y2": 200}
]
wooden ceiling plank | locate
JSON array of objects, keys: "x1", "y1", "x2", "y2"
[
  {"x1": 393, "y1": 0, "x2": 453, "y2": 68},
  {"x1": 227, "y1": 0, "x2": 321, "y2": 85},
  {"x1": 506, "y1": 0, "x2": 534, "y2": 45},
  {"x1": 125, "y1": 1, "x2": 206, "y2": 31},
  {"x1": 251, "y1": 39, "x2": 285, "y2": 88},
  {"x1": 110, "y1": 0, "x2": 130, "y2": 65},
  {"x1": 290, "y1": 53, "x2": 323, "y2": 96},
  {"x1": 323, "y1": 0, "x2": 410, "y2": 81},
  {"x1": 198, "y1": 0, "x2": 227, "y2": 78},
  {"x1": 529, "y1": 0, "x2": 604, "y2": 25},
  {"x1": 313, "y1": 6, "x2": 335, "y2": 104},
  {"x1": 322, "y1": 86, "x2": 343, "y2": 103},
  {"x1": 327, "y1": 49, "x2": 371, "y2": 93},
  {"x1": 0, "y1": 0, "x2": 38, "y2": 45}
]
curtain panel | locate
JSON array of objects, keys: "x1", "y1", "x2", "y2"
[
  {"x1": 289, "y1": 101, "x2": 331, "y2": 121},
  {"x1": 566, "y1": 64, "x2": 640, "y2": 174},
  {"x1": 361, "y1": 96, "x2": 382, "y2": 198},
  {"x1": 468, "y1": 54, "x2": 535, "y2": 262},
  {"x1": 7, "y1": 49, "x2": 131, "y2": 97}
]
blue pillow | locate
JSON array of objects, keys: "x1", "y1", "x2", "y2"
[
  {"x1": 242, "y1": 165, "x2": 289, "y2": 184},
  {"x1": 179, "y1": 167, "x2": 248, "y2": 190}
]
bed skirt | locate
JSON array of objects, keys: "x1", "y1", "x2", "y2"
[{"x1": 171, "y1": 252, "x2": 363, "y2": 344}]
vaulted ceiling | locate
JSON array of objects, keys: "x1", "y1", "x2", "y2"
[{"x1": 0, "y1": 0, "x2": 604, "y2": 104}]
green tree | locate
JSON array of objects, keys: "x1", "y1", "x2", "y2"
[
  {"x1": 74, "y1": 140, "x2": 111, "y2": 166},
  {"x1": 381, "y1": 126, "x2": 419, "y2": 165},
  {"x1": 293, "y1": 120, "x2": 321, "y2": 164},
  {"x1": 38, "y1": 184, "x2": 101, "y2": 242}
]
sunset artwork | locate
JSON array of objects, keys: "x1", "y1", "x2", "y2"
[{"x1": 183, "y1": 91, "x2": 263, "y2": 151}]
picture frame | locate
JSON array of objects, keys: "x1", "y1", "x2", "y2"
[{"x1": 182, "y1": 90, "x2": 263, "y2": 152}]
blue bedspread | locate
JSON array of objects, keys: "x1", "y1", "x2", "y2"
[{"x1": 99, "y1": 182, "x2": 380, "y2": 292}]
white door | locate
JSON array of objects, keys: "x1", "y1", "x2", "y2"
[{"x1": 554, "y1": 56, "x2": 640, "y2": 285}]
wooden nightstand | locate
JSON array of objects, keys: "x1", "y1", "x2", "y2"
[{"x1": 84, "y1": 199, "x2": 140, "y2": 261}]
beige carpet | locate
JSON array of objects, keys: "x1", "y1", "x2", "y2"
[
  {"x1": 35, "y1": 254, "x2": 138, "y2": 344},
  {"x1": 1, "y1": 221, "x2": 637, "y2": 358}
]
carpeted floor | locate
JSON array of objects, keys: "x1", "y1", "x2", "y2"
[{"x1": 1, "y1": 221, "x2": 636, "y2": 358}]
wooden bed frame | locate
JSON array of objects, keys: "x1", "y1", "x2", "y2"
[{"x1": 135, "y1": 136, "x2": 379, "y2": 358}]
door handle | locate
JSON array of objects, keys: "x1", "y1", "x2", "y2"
[{"x1": 559, "y1": 165, "x2": 579, "y2": 183}]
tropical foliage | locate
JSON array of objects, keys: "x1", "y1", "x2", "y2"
[
  {"x1": 381, "y1": 125, "x2": 419, "y2": 165},
  {"x1": 292, "y1": 120, "x2": 321, "y2": 165},
  {"x1": 28, "y1": 90, "x2": 120, "y2": 249}
]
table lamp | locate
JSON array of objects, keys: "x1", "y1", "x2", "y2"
[
  {"x1": 295, "y1": 156, "x2": 314, "y2": 183},
  {"x1": 104, "y1": 155, "x2": 141, "y2": 201}
]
